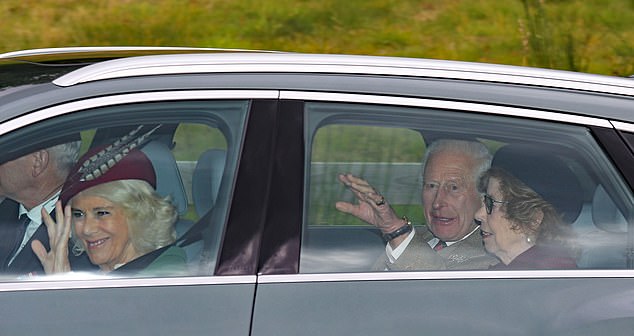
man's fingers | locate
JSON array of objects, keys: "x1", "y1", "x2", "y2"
[
  {"x1": 343, "y1": 174, "x2": 367, "y2": 185},
  {"x1": 339, "y1": 173, "x2": 371, "y2": 190},
  {"x1": 350, "y1": 187, "x2": 385, "y2": 207},
  {"x1": 337, "y1": 173, "x2": 350, "y2": 185},
  {"x1": 335, "y1": 201, "x2": 355, "y2": 214},
  {"x1": 349, "y1": 188, "x2": 367, "y2": 202},
  {"x1": 335, "y1": 201, "x2": 368, "y2": 218},
  {"x1": 339, "y1": 174, "x2": 386, "y2": 206}
]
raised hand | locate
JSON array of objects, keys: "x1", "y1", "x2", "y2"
[
  {"x1": 32, "y1": 201, "x2": 72, "y2": 274},
  {"x1": 335, "y1": 173, "x2": 406, "y2": 234}
]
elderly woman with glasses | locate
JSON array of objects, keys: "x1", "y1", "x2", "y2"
[{"x1": 474, "y1": 167, "x2": 577, "y2": 269}]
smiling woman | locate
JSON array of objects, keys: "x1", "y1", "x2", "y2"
[
  {"x1": 70, "y1": 194, "x2": 135, "y2": 272},
  {"x1": 33, "y1": 130, "x2": 187, "y2": 276}
]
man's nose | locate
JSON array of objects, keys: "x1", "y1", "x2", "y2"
[
  {"x1": 432, "y1": 187, "x2": 448, "y2": 209},
  {"x1": 474, "y1": 203, "x2": 486, "y2": 222}
]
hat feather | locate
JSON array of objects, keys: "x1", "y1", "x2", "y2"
[{"x1": 77, "y1": 124, "x2": 161, "y2": 182}]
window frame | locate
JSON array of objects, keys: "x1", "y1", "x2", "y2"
[
  {"x1": 0, "y1": 90, "x2": 278, "y2": 291},
  {"x1": 289, "y1": 90, "x2": 634, "y2": 276}
]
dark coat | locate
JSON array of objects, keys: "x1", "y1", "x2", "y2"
[
  {"x1": 489, "y1": 244, "x2": 577, "y2": 270},
  {"x1": 0, "y1": 199, "x2": 93, "y2": 277}
]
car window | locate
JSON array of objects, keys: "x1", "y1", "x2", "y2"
[
  {"x1": 301, "y1": 102, "x2": 634, "y2": 272},
  {"x1": 0, "y1": 100, "x2": 248, "y2": 280}
]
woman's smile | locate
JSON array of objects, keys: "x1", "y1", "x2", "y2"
[{"x1": 71, "y1": 195, "x2": 140, "y2": 272}]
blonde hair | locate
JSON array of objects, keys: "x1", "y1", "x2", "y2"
[{"x1": 71, "y1": 179, "x2": 177, "y2": 256}]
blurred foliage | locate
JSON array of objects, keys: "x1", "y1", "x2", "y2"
[
  {"x1": 173, "y1": 124, "x2": 226, "y2": 161},
  {"x1": 312, "y1": 125, "x2": 423, "y2": 162},
  {"x1": 1, "y1": 0, "x2": 633, "y2": 75}
]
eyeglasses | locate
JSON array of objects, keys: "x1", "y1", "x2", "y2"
[{"x1": 483, "y1": 194, "x2": 508, "y2": 215}]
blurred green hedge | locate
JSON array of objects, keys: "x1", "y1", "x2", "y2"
[{"x1": 2, "y1": 0, "x2": 633, "y2": 75}]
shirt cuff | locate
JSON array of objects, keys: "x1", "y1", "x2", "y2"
[{"x1": 385, "y1": 227, "x2": 416, "y2": 263}]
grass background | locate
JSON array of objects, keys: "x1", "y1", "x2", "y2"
[{"x1": 1, "y1": 0, "x2": 633, "y2": 76}]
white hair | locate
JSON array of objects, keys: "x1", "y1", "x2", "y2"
[
  {"x1": 48, "y1": 141, "x2": 81, "y2": 176},
  {"x1": 421, "y1": 139, "x2": 492, "y2": 183}
]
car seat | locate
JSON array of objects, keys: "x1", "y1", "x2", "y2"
[
  {"x1": 176, "y1": 148, "x2": 227, "y2": 274},
  {"x1": 140, "y1": 141, "x2": 192, "y2": 272},
  {"x1": 575, "y1": 184, "x2": 629, "y2": 268},
  {"x1": 140, "y1": 140, "x2": 189, "y2": 215}
]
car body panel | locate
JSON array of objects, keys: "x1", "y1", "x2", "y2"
[
  {"x1": 253, "y1": 272, "x2": 634, "y2": 336},
  {"x1": 0, "y1": 276, "x2": 256, "y2": 336},
  {"x1": 3, "y1": 72, "x2": 634, "y2": 125}
]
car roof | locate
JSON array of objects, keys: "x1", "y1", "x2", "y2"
[
  {"x1": 2, "y1": 46, "x2": 634, "y2": 96},
  {"x1": 2, "y1": 47, "x2": 634, "y2": 128},
  {"x1": 0, "y1": 46, "x2": 271, "y2": 63},
  {"x1": 47, "y1": 51, "x2": 634, "y2": 97},
  {"x1": 0, "y1": 46, "x2": 275, "y2": 91}
]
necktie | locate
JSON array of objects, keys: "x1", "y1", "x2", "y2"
[
  {"x1": 5, "y1": 214, "x2": 30, "y2": 267},
  {"x1": 434, "y1": 240, "x2": 446, "y2": 251}
]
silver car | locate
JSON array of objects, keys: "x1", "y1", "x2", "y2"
[{"x1": 1, "y1": 47, "x2": 633, "y2": 335}]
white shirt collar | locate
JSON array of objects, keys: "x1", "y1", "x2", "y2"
[
  {"x1": 8, "y1": 191, "x2": 61, "y2": 266},
  {"x1": 428, "y1": 225, "x2": 480, "y2": 248},
  {"x1": 18, "y1": 191, "x2": 60, "y2": 224}
]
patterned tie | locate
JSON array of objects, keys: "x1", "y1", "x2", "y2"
[{"x1": 434, "y1": 240, "x2": 447, "y2": 251}]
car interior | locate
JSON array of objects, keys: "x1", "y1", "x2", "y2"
[
  {"x1": 80, "y1": 118, "x2": 634, "y2": 274},
  {"x1": 301, "y1": 105, "x2": 634, "y2": 273}
]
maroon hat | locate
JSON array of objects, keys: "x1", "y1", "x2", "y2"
[{"x1": 60, "y1": 145, "x2": 156, "y2": 206}]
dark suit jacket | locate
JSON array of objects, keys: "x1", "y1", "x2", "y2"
[
  {"x1": 0, "y1": 198, "x2": 94, "y2": 276},
  {"x1": 0, "y1": 199, "x2": 20, "y2": 265}
]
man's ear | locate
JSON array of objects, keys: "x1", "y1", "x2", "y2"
[{"x1": 31, "y1": 150, "x2": 50, "y2": 177}]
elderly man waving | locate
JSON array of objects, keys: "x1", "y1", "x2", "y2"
[{"x1": 337, "y1": 139, "x2": 498, "y2": 270}]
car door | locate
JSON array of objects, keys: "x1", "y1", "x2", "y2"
[
  {"x1": 251, "y1": 86, "x2": 634, "y2": 335},
  {"x1": 0, "y1": 90, "x2": 280, "y2": 335}
]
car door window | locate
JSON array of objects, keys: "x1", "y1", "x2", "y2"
[
  {"x1": 301, "y1": 101, "x2": 634, "y2": 272},
  {"x1": 0, "y1": 100, "x2": 248, "y2": 279}
]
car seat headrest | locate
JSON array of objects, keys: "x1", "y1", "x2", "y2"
[
  {"x1": 192, "y1": 149, "x2": 226, "y2": 217},
  {"x1": 140, "y1": 141, "x2": 188, "y2": 215},
  {"x1": 592, "y1": 184, "x2": 627, "y2": 233}
]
